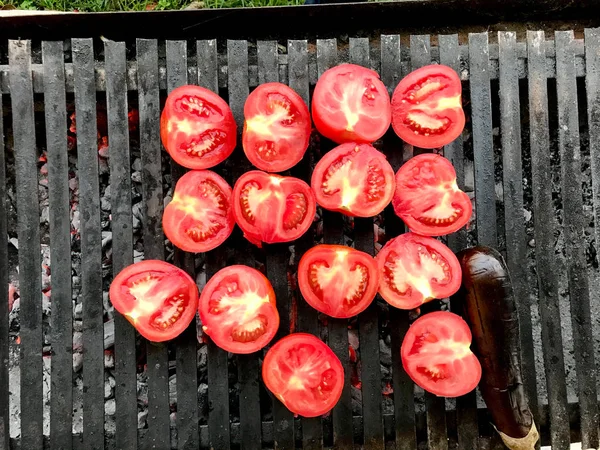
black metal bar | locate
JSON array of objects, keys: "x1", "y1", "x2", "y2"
[
  {"x1": 0, "y1": 47, "x2": 8, "y2": 450},
  {"x1": 555, "y1": 30, "x2": 600, "y2": 450},
  {"x1": 348, "y1": 36, "x2": 384, "y2": 450},
  {"x1": 287, "y1": 38, "x2": 323, "y2": 450},
  {"x1": 257, "y1": 41, "x2": 279, "y2": 86},
  {"x1": 72, "y1": 38, "x2": 105, "y2": 450},
  {"x1": 43, "y1": 40, "x2": 74, "y2": 450},
  {"x1": 527, "y1": 30, "x2": 570, "y2": 449},
  {"x1": 165, "y1": 39, "x2": 200, "y2": 450},
  {"x1": 137, "y1": 38, "x2": 170, "y2": 450},
  {"x1": 316, "y1": 37, "x2": 353, "y2": 450},
  {"x1": 105, "y1": 39, "x2": 138, "y2": 450}
]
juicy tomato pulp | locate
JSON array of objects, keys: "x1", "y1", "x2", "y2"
[
  {"x1": 391, "y1": 64, "x2": 465, "y2": 149},
  {"x1": 243, "y1": 82, "x2": 311, "y2": 172},
  {"x1": 311, "y1": 143, "x2": 395, "y2": 217},
  {"x1": 262, "y1": 333, "x2": 344, "y2": 417},
  {"x1": 109, "y1": 260, "x2": 199, "y2": 342},
  {"x1": 376, "y1": 232, "x2": 461, "y2": 310},
  {"x1": 311, "y1": 64, "x2": 391, "y2": 144},
  {"x1": 163, "y1": 170, "x2": 234, "y2": 253},
  {"x1": 199, "y1": 265, "x2": 279, "y2": 354},
  {"x1": 160, "y1": 85, "x2": 237, "y2": 170},
  {"x1": 401, "y1": 311, "x2": 481, "y2": 397},
  {"x1": 232, "y1": 170, "x2": 316, "y2": 247},
  {"x1": 393, "y1": 153, "x2": 472, "y2": 236},
  {"x1": 298, "y1": 245, "x2": 380, "y2": 318}
]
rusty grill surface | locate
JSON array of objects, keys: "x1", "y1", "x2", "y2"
[{"x1": 0, "y1": 28, "x2": 599, "y2": 450}]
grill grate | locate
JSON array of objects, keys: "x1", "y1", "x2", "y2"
[{"x1": 0, "y1": 29, "x2": 599, "y2": 450}]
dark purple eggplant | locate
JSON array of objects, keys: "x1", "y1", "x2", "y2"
[{"x1": 451, "y1": 246, "x2": 539, "y2": 449}]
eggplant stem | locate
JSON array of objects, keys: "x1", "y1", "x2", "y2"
[{"x1": 494, "y1": 420, "x2": 539, "y2": 450}]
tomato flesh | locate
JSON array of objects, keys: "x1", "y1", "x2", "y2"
[
  {"x1": 160, "y1": 85, "x2": 237, "y2": 170},
  {"x1": 262, "y1": 333, "x2": 344, "y2": 417},
  {"x1": 243, "y1": 82, "x2": 311, "y2": 172},
  {"x1": 401, "y1": 311, "x2": 481, "y2": 397},
  {"x1": 163, "y1": 170, "x2": 234, "y2": 253},
  {"x1": 376, "y1": 232, "x2": 461, "y2": 310},
  {"x1": 232, "y1": 170, "x2": 316, "y2": 247},
  {"x1": 311, "y1": 63, "x2": 391, "y2": 144},
  {"x1": 311, "y1": 143, "x2": 395, "y2": 217},
  {"x1": 392, "y1": 153, "x2": 472, "y2": 236},
  {"x1": 391, "y1": 64, "x2": 465, "y2": 149},
  {"x1": 298, "y1": 244, "x2": 379, "y2": 318},
  {"x1": 109, "y1": 260, "x2": 199, "y2": 342},
  {"x1": 199, "y1": 265, "x2": 279, "y2": 354}
]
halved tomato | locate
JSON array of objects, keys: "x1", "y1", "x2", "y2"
[
  {"x1": 311, "y1": 143, "x2": 395, "y2": 217},
  {"x1": 262, "y1": 333, "x2": 344, "y2": 417},
  {"x1": 298, "y1": 244, "x2": 379, "y2": 318},
  {"x1": 199, "y1": 265, "x2": 279, "y2": 354},
  {"x1": 243, "y1": 82, "x2": 311, "y2": 172},
  {"x1": 401, "y1": 311, "x2": 482, "y2": 397},
  {"x1": 376, "y1": 232, "x2": 461, "y2": 310},
  {"x1": 392, "y1": 153, "x2": 472, "y2": 236},
  {"x1": 160, "y1": 85, "x2": 237, "y2": 170},
  {"x1": 391, "y1": 64, "x2": 465, "y2": 149},
  {"x1": 311, "y1": 63, "x2": 391, "y2": 144},
  {"x1": 109, "y1": 260, "x2": 199, "y2": 342},
  {"x1": 163, "y1": 170, "x2": 234, "y2": 253},
  {"x1": 232, "y1": 170, "x2": 316, "y2": 247}
]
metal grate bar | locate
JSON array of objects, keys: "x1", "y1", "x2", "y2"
[
  {"x1": 0, "y1": 44, "x2": 8, "y2": 450},
  {"x1": 287, "y1": 38, "x2": 323, "y2": 450},
  {"x1": 137, "y1": 38, "x2": 171, "y2": 449},
  {"x1": 555, "y1": 30, "x2": 600, "y2": 449},
  {"x1": 105, "y1": 39, "x2": 138, "y2": 450},
  {"x1": 43, "y1": 40, "x2": 74, "y2": 450},
  {"x1": 526, "y1": 30, "x2": 570, "y2": 449},
  {"x1": 72, "y1": 38, "x2": 105, "y2": 450}
]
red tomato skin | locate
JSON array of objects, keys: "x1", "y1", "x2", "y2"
[
  {"x1": 242, "y1": 82, "x2": 311, "y2": 172},
  {"x1": 392, "y1": 153, "x2": 472, "y2": 236},
  {"x1": 109, "y1": 260, "x2": 199, "y2": 342},
  {"x1": 160, "y1": 85, "x2": 237, "y2": 170},
  {"x1": 312, "y1": 64, "x2": 391, "y2": 144},
  {"x1": 401, "y1": 311, "x2": 482, "y2": 397},
  {"x1": 311, "y1": 142, "x2": 396, "y2": 217},
  {"x1": 298, "y1": 244, "x2": 380, "y2": 318},
  {"x1": 232, "y1": 170, "x2": 317, "y2": 247},
  {"x1": 375, "y1": 232, "x2": 462, "y2": 310},
  {"x1": 262, "y1": 333, "x2": 344, "y2": 417},
  {"x1": 198, "y1": 265, "x2": 279, "y2": 354},
  {"x1": 391, "y1": 65, "x2": 465, "y2": 149},
  {"x1": 162, "y1": 170, "x2": 235, "y2": 253}
]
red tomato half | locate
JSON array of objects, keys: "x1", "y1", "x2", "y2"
[
  {"x1": 163, "y1": 170, "x2": 234, "y2": 253},
  {"x1": 311, "y1": 143, "x2": 395, "y2": 217},
  {"x1": 392, "y1": 153, "x2": 472, "y2": 236},
  {"x1": 109, "y1": 260, "x2": 199, "y2": 342},
  {"x1": 311, "y1": 64, "x2": 391, "y2": 144},
  {"x1": 232, "y1": 170, "x2": 316, "y2": 247},
  {"x1": 243, "y1": 82, "x2": 311, "y2": 172},
  {"x1": 401, "y1": 311, "x2": 482, "y2": 397},
  {"x1": 391, "y1": 64, "x2": 465, "y2": 149},
  {"x1": 376, "y1": 232, "x2": 461, "y2": 310},
  {"x1": 262, "y1": 333, "x2": 344, "y2": 417},
  {"x1": 298, "y1": 244, "x2": 379, "y2": 318},
  {"x1": 160, "y1": 85, "x2": 237, "y2": 170},
  {"x1": 199, "y1": 265, "x2": 279, "y2": 354}
]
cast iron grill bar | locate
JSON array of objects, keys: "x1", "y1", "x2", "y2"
[
  {"x1": 44, "y1": 40, "x2": 74, "y2": 450},
  {"x1": 378, "y1": 34, "x2": 417, "y2": 450},
  {"x1": 526, "y1": 30, "x2": 571, "y2": 450},
  {"x1": 136, "y1": 38, "x2": 171, "y2": 449},
  {"x1": 197, "y1": 37, "x2": 231, "y2": 450},
  {"x1": 316, "y1": 37, "x2": 354, "y2": 450},
  {"x1": 0, "y1": 45, "x2": 8, "y2": 450},
  {"x1": 105, "y1": 39, "x2": 138, "y2": 450},
  {"x1": 287, "y1": 38, "x2": 324, "y2": 450},
  {"x1": 555, "y1": 30, "x2": 600, "y2": 450},
  {"x1": 348, "y1": 36, "x2": 385, "y2": 450}
]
